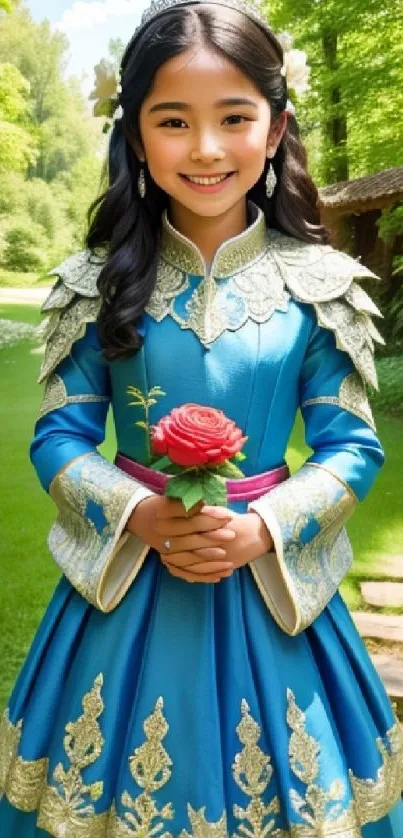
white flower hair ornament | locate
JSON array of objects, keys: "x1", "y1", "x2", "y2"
[
  {"x1": 278, "y1": 32, "x2": 311, "y2": 97},
  {"x1": 88, "y1": 5, "x2": 310, "y2": 132},
  {"x1": 89, "y1": 59, "x2": 124, "y2": 133}
]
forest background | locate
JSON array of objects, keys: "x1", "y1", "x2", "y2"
[{"x1": 0, "y1": 0, "x2": 402, "y2": 281}]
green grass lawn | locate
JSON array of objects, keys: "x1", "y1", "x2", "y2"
[{"x1": 1, "y1": 303, "x2": 402, "y2": 712}]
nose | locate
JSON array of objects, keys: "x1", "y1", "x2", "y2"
[{"x1": 190, "y1": 128, "x2": 226, "y2": 163}]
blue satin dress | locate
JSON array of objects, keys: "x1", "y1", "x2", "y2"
[{"x1": 1, "y1": 203, "x2": 402, "y2": 837}]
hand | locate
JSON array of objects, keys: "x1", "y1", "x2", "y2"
[
  {"x1": 127, "y1": 495, "x2": 236, "y2": 582},
  {"x1": 191, "y1": 507, "x2": 273, "y2": 571}
]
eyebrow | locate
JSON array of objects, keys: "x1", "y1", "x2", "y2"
[{"x1": 148, "y1": 97, "x2": 259, "y2": 114}]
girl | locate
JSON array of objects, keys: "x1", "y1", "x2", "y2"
[{"x1": 1, "y1": 0, "x2": 402, "y2": 835}]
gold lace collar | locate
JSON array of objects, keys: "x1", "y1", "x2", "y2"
[{"x1": 160, "y1": 201, "x2": 268, "y2": 279}]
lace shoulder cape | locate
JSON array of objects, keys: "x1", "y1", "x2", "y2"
[{"x1": 37, "y1": 236, "x2": 384, "y2": 389}]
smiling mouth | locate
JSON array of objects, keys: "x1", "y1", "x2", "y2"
[{"x1": 180, "y1": 172, "x2": 235, "y2": 185}]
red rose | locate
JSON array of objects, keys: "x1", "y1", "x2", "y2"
[{"x1": 151, "y1": 404, "x2": 247, "y2": 468}]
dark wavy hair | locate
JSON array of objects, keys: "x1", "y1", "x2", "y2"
[{"x1": 86, "y1": 3, "x2": 328, "y2": 360}]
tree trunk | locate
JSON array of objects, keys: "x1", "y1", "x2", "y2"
[{"x1": 322, "y1": 28, "x2": 348, "y2": 184}]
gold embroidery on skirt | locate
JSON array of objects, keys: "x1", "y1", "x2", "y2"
[
  {"x1": 286, "y1": 689, "x2": 359, "y2": 836},
  {"x1": 231, "y1": 699, "x2": 282, "y2": 836},
  {"x1": 0, "y1": 710, "x2": 22, "y2": 795},
  {"x1": 111, "y1": 696, "x2": 175, "y2": 836},
  {"x1": 36, "y1": 673, "x2": 105, "y2": 835},
  {"x1": 180, "y1": 804, "x2": 228, "y2": 837},
  {"x1": 349, "y1": 722, "x2": 403, "y2": 824},
  {"x1": 1, "y1": 676, "x2": 403, "y2": 837}
]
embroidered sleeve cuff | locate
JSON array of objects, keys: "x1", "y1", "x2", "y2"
[
  {"x1": 48, "y1": 452, "x2": 153, "y2": 611},
  {"x1": 247, "y1": 463, "x2": 357, "y2": 635}
]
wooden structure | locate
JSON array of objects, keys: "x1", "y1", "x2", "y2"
[{"x1": 318, "y1": 166, "x2": 403, "y2": 282}]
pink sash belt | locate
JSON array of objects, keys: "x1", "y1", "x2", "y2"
[{"x1": 115, "y1": 453, "x2": 289, "y2": 503}]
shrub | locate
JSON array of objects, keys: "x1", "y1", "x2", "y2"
[
  {"x1": 3, "y1": 219, "x2": 47, "y2": 271},
  {"x1": 370, "y1": 356, "x2": 403, "y2": 418}
]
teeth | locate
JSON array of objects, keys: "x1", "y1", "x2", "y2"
[{"x1": 186, "y1": 174, "x2": 229, "y2": 185}]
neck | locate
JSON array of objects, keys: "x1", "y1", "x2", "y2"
[{"x1": 168, "y1": 199, "x2": 248, "y2": 268}]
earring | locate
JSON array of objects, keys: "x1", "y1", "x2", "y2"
[
  {"x1": 138, "y1": 166, "x2": 146, "y2": 199},
  {"x1": 265, "y1": 161, "x2": 277, "y2": 198}
]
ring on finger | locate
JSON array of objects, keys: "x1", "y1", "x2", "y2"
[{"x1": 164, "y1": 539, "x2": 171, "y2": 551}]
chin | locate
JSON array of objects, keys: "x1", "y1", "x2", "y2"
[{"x1": 178, "y1": 196, "x2": 246, "y2": 217}]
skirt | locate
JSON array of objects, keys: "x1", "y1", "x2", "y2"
[{"x1": 1, "y1": 552, "x2": 403, "y2": 837}]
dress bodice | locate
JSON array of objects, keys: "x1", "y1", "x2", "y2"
[{"x1": 31, "y1": 200, "x2": 384, "y2": 632}]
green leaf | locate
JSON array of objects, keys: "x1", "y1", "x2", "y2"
[
  {"x1": 127, "y1": 386, "x2": 145, "y2": 403},
  {"x1": 201, "y1": 472, "x2": 227, "y2": 507},
  {"x1": 150, "y1": 455, "x2": 172, "y2": 472},
  {"x1": 135, "y1": 421, "x2": 148, "y2": 430},
  {"x1": 234, "y1": 451, "x2": 247, "y2": 462},
  {"x1": 149, "y1": 386, "x2": 166, "y2": 398},
  {"x1": 215, "y1": 460, "x2": 245, "y2": 479},
  {"x1": 165, "y1": 473, "x2": 205, "y2": 511},
  {"x1": 165, "y1": 472, "x2": 197, "y2": 498},
  {"x1": 167, "y1": 464, "x2": 185, "y2": 475},
  {"x1": 181, "y1": 482, "x2": 205, "y2": 512}
]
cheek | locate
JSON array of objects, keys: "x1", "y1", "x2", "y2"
[
  {"x1": 147, "y1": 136, "x2": 185, "y2": 173},
  {"x1": 232, "y1": 129, "x2": 268, "y2": 165}
]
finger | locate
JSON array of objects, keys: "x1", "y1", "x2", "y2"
[
  {"x1": 189, "y1": 547, "x2": 227, "y2": 560},
  {"x1": 160, "y1": 551, "x2": 233, "y2": 572},
  {"x1": 156, "y1": 497, "x2": 188, "y2": 519},
  {"x1": 201, "y1": 527, "x2": 236, "y2": 542},
  {"x1": 165, "y1": 564, "x2": 230, "y2": 584},
  {"x1": 159, "y1": 528, "x2": 235, "y2": 555},
  {"x1": 175, "y1": 528, "x2": 235, "y2": 550},
  {"x1": 201, "y1": 505, "x2": 235, "y2": 519},
  {"x1": 181, "y1": 561, "x2": 234, "y2": 574},
  {"x1": 157, "y1": 513, "x2": 232, "y2": 537}
]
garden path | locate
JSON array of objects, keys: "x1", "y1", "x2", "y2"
[
  {"x1": 352, "y1": 556, "x2": 403, "y2": 717},
  {"x1": 0, "y1": 287, "x2": 51, "y2": 305}
]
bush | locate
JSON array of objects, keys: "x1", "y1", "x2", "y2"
[
  {"x1": 375, "y1": 204, "x2": 403, "y2": 350},
  {"x1": 370, "y1": 356, "x2": 403, "y2": 418},
  {"x1": 3, "y1": 219, "x2": 47, "y2": 271},
  {"x1": 0, "y1": 174, "x2": 76, "y2": 272}
]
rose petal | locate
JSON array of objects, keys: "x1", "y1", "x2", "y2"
[
  {"x1": 168, "y1": 445, "x2": 208, "y2": 467},
  {"x1": 157, "y1": 404, "x2": 246, "y2": 468},
  {"x1": 151, "y1": 426, "x2": 168, "y2": 455}
]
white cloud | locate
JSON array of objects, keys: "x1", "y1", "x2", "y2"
[{"x1": 56, "y1": 0, "x2": 144, "y2": 32}]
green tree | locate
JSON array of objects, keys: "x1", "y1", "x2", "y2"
[
  {"x1": 0, "y1": 8, "x2": 101, "y2": 182},
  {"x1": 0, "y1": 4, "x2": 105, "y2": 271},
  {"x1": 265, "y1": 0, "x2": 403, "y2": 184},
  {"x1": 53, "y1": 155, "x2": 103, "y2": 248},
  {"x1": 0, "y1": 0, "x2": 19, "y2": 12},
  {"x1": 0, "y1": 62, "x2": 38, "y2": 172}
]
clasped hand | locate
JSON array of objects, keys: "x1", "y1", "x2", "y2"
[{"x1": 128, "y1": 495, "x2": 272, "y2": 583}]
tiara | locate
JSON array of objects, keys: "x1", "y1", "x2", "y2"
[
  {"x1": 139, "y1": 0, "x2": 269, "y2": 33},
  {"x1": 89, "y1": 0, "x2": 310, "y2": 129}
]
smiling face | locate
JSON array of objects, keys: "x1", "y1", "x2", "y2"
[{"x1": 135, "y1": 44, "x2": 286, "y2": 226}]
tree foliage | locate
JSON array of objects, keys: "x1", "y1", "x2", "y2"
[
  {"x1": 0, "y1": 62, "x2": 38, "y2": 173},
  {"x1": 0, "y1": 9, "x2": 101, "y2": 182},
  {"x1": 265, "y1": 0, "x2": 403, "y2": 184},
  {"x1": 0, "y1": 4, "x2": 103, "y2": 271},
  {"x1": 0, "y1": 0, "x2": 19, "y2": 12}
]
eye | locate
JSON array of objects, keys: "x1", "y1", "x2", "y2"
[
  {"x1": 159, "y1": 118, "x2": 187, "y2": 128},
  {"x1": 224, "y1": 115, "x2": 252, "y2": 125}
]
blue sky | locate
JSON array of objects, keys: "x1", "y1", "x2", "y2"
[{"x1": 27, "y1": 1, "x2": 150, "y2": 95}]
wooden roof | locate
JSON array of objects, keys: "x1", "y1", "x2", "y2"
[{"x1": 318, "y1": 166, "x2": 403, "y2": 210}]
